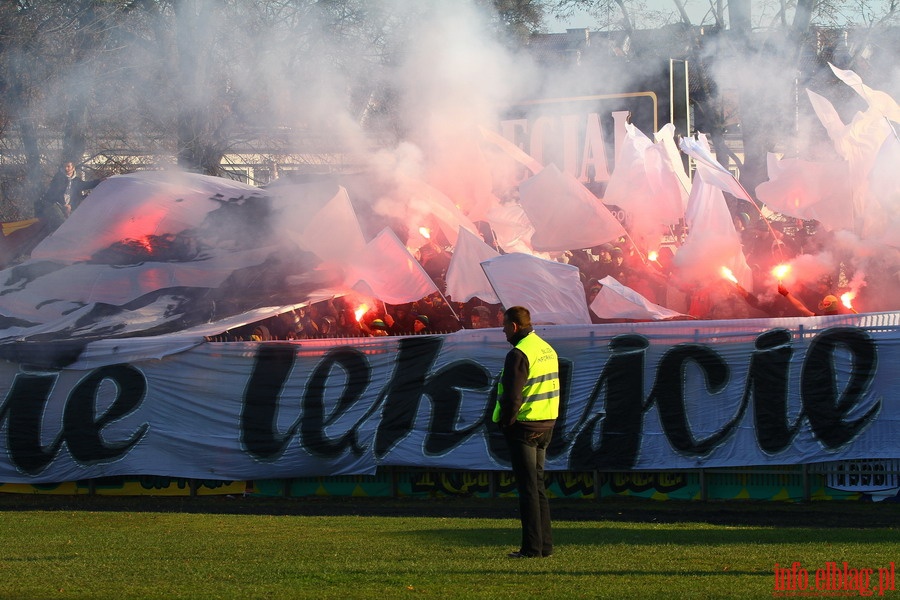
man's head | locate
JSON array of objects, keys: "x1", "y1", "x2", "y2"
[
  {"x1": 503, "y1": 306, "x2": 531, "y2": 343},
  {"x1": 64, "y1": 162, "x2": 76, "y2": 178},
  {"x1": 819, "y1": 295, "x2": 840, "y2": 314},
  {"x1": 471, "y1": 305, "x2": 491, "y2": 328}
]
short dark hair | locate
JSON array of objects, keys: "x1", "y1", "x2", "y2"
[{"x1": 504, "y1": 306, "x2": 531, "y2": 328}]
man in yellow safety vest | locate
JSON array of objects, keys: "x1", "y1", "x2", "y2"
[{"x1": 493, "y1": 305, "x2": 560, "y2": 558}]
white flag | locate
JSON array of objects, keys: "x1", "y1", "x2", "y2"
[
  {"x1": 298, "y1": 186, "x2": 367, "y2": 265},
  {"x1": 486, "y1": 201, "x2": 537, "y2": 255},
  {"x1": 679, "y1": 170, "x2": 753, "y2": 291},
  {"x1": 679, "y1": 134, "x2": 754, "y2": 203},
  {"x1": 603, "y1": 122, "x2": 684, "y2": 251},
  {"x1": 348, "y1": 228, "x2": 438, "y2": 305},
  {"x1": 518, "y1": 164, "x2": 626, "y2": 252},
  {"x1": 480, "y1": 253, "x2": 591, "y2": 325},
  {"x1": 591, "y1": 276, "x2": 689, "y2": 321},
  {"x1": 445, "y1": 227, "x2": 500, "y2": 303},
  {"x1": 830, "y1": 63, "x2": 900, "y2": 123}
]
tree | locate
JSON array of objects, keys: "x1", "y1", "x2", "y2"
[{"x1": 544, "y1": 0, "x2": 900, "y2": 199}]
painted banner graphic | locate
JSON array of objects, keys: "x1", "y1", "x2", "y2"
[{"x1": 0, "y1": 312, "x2": 898, "y2": 483}]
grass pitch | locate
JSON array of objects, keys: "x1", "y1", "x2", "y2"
[{"x1": 0, "y1": 495, "x2": 898, "y2": 599}]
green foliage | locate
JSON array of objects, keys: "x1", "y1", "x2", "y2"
[{"x1": 0, "y1": 496, "x2": 898, "y2": 599}]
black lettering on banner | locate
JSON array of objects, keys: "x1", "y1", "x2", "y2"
[
  {"x1": 649, "y1": 344, "x2": 744, "y2": 456},
  {"x1": 801, "y1": 327, "x2": 880, "y2": 448},
  {"x1": 483, "y1": 371, "x2": 507, "y2": 460},
  {"x1": 0, "y1": 373, "x2": 64, "y2": 474},
  {"x1": 301, "y1": 347, "x2": 371, "y2": 457},
  {"x1": 374, "y1": 336, "x2": 443, "y2": 458},
  {"x1": 421, "y1": 360, "x2": 491, "y2": 455},
  {"x1": 0, "y1": 366, "x2": 148, "y2": 475},
  {"x1": 569, "y1": 334, "x2": 648, "y2": 470},
  {"x1": 547, "y1": 358, "x2": 573, "y2": 459},
  {"x1": 369, "y1": 336, "x2": 504, "y2": 458},
  {"x1": 63, "y1": 364, "x2": 149, "y2": 464},
  {"x1": 241, "y1": 343, "x2": 298, "y2": 459},
  {"x1": 751, "y1": 329, "x2": 802, "y2": 454}
]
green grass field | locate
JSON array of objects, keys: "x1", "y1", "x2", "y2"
[{"x1": 0, "y1": 495, "x2": 898, "y2": 599}]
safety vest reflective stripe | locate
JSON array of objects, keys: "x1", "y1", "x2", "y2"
[{"x1": 493, "y1": 332, "x2": 559, "y2": 422}]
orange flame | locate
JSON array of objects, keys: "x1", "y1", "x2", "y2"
[
  {"x1": 419, "y1": 227, "x2": 431, "y2": 239},
  {"x1": 841, "y1": 292, "x2": 855, "y2": 309},
  {"x1": 771, "y1": 264, "x2": 790, "y2": 281},
  {"x1": 354, "y1": 303, "x2": 370, "y2": 322},
  {"x1": 648, "y1": 250, "x2": 659, "y2": 262},
  {"x1": 720, "y1": 266, "x2": 738, "y2": 284}
]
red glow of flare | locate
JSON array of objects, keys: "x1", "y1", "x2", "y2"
[
  {"x1": 648, "y1": 250, "x2": 659, "y2": 262},
  {"x1": 419, "y1": 227, "x2": 431, "y2": 239},
  {"x1": 841, "y1": 292, "x2": 855, "y2": 309},
  {"x1": 720, "y1": 266, "x2": 738, "y2": 284},
  {"x1": 354, "y1": 303, "x2": 370, "y2": 322},
  {"x1": 139, "y1": 236, "x2": 153, "y2": 253},
  {"x1": 771, "y1": 264, "x2": 790, "y2": 281}
]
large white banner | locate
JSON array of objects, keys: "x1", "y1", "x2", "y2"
[{"x1": 0, "y1": 312, "x2": 898, "y2": 483}]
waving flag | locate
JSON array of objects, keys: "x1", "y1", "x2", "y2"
[
  {"x1": 591, "y1": 276, "x2": 689, "y2": 321},
  {"x1": 679, "y1": 134, "x2": 754, "y2": 203},
  {"x1": 518, "y1": 164, "x2": 626, "y2": 252},
  {"x1": 480, "y1": 252, "x2": 591, "y2": 324},
  {"x1": 296, "y1": 186, "x2": 367, "y2": 265},
  {"x1": 348, "y1": 227, "x2": 439, "y2": 305},
  {"x1": 679, "y1": 169, "x2": 753, "y2": 291},
  {"x1": 604, "y1": 122, "x2": 684, "y2": 251},
  {"x1": 445, "y1": 227, "x2": 500, "y2": 303}
]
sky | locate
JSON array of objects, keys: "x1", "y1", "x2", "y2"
[{"x1": 545, "y1": 1, "x2": 712, "y2": 32}]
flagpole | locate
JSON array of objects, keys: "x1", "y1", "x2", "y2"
[{"x1": 436, "y1": 286, "x2": 462, "y2": 327}]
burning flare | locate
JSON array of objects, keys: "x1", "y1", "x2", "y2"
[
  {"x1": 648, "y1": 250, "x2": 659, "y2": 262},
  {"x1": 419, "y1": 227, "x2": 431, "y2": 239},
  {"x1": 720, "y1": 266, "x2": 738, "y2": 284},
  {"x1": 771, "y1": 264, "x2": 791, "y2": 282},
  {"x1": 841, "y1": 292, "x2": 858, "y2": 313},
  {"x1": 354, "y1": 303, "x2": 370, "y2": 322}
]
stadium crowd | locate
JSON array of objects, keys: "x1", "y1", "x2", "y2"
[{"x1": 216, "y1": 209, "x2": 858, "y2": 342}]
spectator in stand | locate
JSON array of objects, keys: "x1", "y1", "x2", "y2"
[
  {"x1": 585, "y1": 279, "x2": 604, "y2": 324},
  {"x1": 609, "y1": 247, "x2": 627, "y2": 280},
  {"x1": 367, "y1": 318, "x2": 390, "y2": 336},
  {"x1": 417, "y1": 292, "x2": 460, "y2": 332},
  {"x1": 388, "y1": 302, "x2": 417, "y2": 335},
  {"x1": 470, "y1": 305, "x2": 494, "y2": 329},
  {"x1": 319, "y1": 316, "x2": 337, "y2": 337},
  {"x1": 593, "y1": 244, "x2": 615, "y2": 279},
  {"x1": 778, "y1": 284, "x2": 849, "y2": 317},
  {"x1": 565, "y1": 248, "x2": 594, "y2": 281},
  {"x1": 334, "y1": 301, "x2": 364, "y2": 337},
  {"x1": 419, "y1": 241, "x2": 452, "y2": 282},
  {"x1": 38, "y1": 161, "x2": 104, "y2": 231},
  {"x1": 293, "y1": 306, "x2": 321, "y2": 339},
  {"x1": 413, "y1": 314, "x2": 430, "y2": 334}
]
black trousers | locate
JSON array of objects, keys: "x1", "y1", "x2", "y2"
[{"x1": 504, "y1": 424, "x2": 553, "y2": 557}]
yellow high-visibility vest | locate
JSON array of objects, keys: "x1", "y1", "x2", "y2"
[{"x1": 493, "y1": 332, "x2": 560, "y2": 422}]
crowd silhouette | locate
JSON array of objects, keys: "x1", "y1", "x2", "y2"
[{"x1": 210, "y1": 209, "x2": 859, "y2": 342}]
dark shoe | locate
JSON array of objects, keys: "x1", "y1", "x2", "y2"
[{"x1": 507, "y1": 551, "x2": 539, "y2": 558}]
